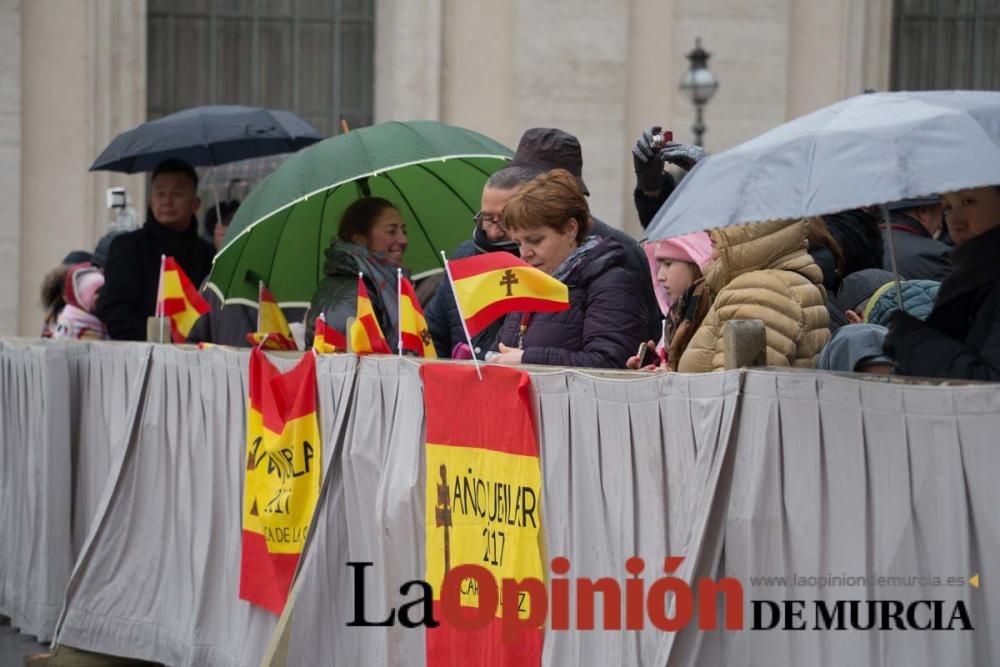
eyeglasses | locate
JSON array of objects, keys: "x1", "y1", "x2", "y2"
[{"x1": 474, "y1": 211, "x2": 504, "y2": 228}]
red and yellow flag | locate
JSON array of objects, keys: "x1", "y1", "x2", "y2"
[
  {"x1": 349, "y1": 275, "x2": 392, "y2": 354},
  {"x1": 313, "y1": 314, "x2": 347, "y2": 354},
  {"x1": 240, "y1": 349, "x2": 322, "y2": 615},
  {"x1": 447, "y1": 252, "x2": 569, "y2": 336},
  {"x1": 421, "y1": 364, "x2": 543, "y2": 666},
  {"x1": 247, "y1": 283, "x2": 298, "y2": 350},
  {"x1": 399, "y1": 273, "x2": 437, "y2": 358},
  {"x1": 158, "y1": 256, "x2": 210, "y2": 343}
]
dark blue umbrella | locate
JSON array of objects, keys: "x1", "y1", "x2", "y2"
[{"x1": 90, "y1": 105, "x2": 323, "y2": 173}]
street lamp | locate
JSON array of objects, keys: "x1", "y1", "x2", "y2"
[{"x1": 679, "y1": 37, "x2": 719, "y2": 147}]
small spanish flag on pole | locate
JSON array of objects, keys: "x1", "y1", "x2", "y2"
[
  {"x1": 313, "y1": 313, "x2": 347, "y2": 354},
  {"x1": 247, "y1": 282, "x2": 298, "y2": 350},
  {"x1": 398, "y1": 268, "x2": 437, "y2": 358},
  {"x1": 445, "y1": 251, "x2": 570, "y2": 337},
  {"x1": 349, "y1": 273, "x2": 392, "y2": 354},
  {"x1": 156, "y1": 255, "x2": 211, "y2": 343}
]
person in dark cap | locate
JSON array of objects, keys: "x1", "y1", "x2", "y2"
[
  {"x1": 835, "y1": 268, "x2": 895, "y2": 324},
  {"x1": 881, "y1": 197, "x2": 951, "y2": 281},
  {"x1": 510, "y1": 128, "x2": 663, "y2": 342},
  {"x1": 62, "y1": 250, "x2": 93, "y2": 265},
  {"x1": 95, "y1": 158, "x2": 215, "y2": 340},
  {"x1": 427, "y1": 127, "x2": 662, "y2": 356}
]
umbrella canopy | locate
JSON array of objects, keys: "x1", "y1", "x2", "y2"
[
  {"x1": 90, "y1": 105, "x2": 322, "y2": 173},
  {"x1": 648, "y1": 90, "x2": 1000, "y2": 239},
  {"x1": 208, "y1": 120, "x2": 513, "y2": 306}
]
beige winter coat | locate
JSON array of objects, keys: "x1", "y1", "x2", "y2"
[{"x1": 677, "y1": 220, "x2": 830, "y2": 372}]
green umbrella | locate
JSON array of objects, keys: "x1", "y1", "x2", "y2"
[{"x1": 208, "y1": 120, "x2": 513, "y2": 306}]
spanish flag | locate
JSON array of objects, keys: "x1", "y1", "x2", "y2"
[
  {"x1": 313, "y1": 313, "x2": 347, "y2": 354},
  {"x1": 399, "y1": 271, "x2": 437, "y2": 358},
  {"x1": 422, "y1": 364, "x2": 544, "y2": 665},
  {"x1": 446, "y1": 252, "x2": 569, "y2": 337},
  {"x1": 247, "y1": 283, "x2": 298, "y2": 350},
  {"x1": 240, "y1": 348, "x2": 322, "y2": 615},
  {"x1": 157, "y1": 256, "x2": 211, "y2": 343},
  {"x1": 349, "y1": 274, "x2": 392, "y2": 354}
]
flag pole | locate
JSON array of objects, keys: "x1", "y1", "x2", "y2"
[
  {"x1": 157, "y1": 254, "x2": 166, "y2": 343},
  {"x1": 397, "y1": 267, "x2": 403, "y2": 358},
  {"x1": 440, "y1": 251, "x2": 482, "y2": 380},
  {"x1": 258, "y1": 280, "x2": 264, "y2": 332}
]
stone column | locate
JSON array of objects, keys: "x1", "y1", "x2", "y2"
[
  {"x1": 0, "y1": 0, "x2": 21, "y2": 334},
  {"x1": 18, "y1": 0, "x2": 146, "y2": 335},
  {"x1": 373, "y1": 0, "x2": 443, "y2": 122}
]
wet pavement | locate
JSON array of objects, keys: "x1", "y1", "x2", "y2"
[{"x1": 0, "y1": 619, "x2": 48, "y2": 667}]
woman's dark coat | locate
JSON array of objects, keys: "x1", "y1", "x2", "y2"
[
  {"x1": 884, "y1": 225, "x2": 1000, "y2": 381},
  {"x1": 494, "y1": 240, "x2": 648, "y2": 368}
]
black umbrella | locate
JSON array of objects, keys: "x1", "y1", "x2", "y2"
[
  {"x1": 91, "y1": 105, "x2": 323, "y2": 230},
  {"x1": 90, "y1": 105, "x2": 322, "y2": 173}
]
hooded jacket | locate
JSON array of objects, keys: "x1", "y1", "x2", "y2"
[
  {"x1": 54, "y1": 264, "x2": 107, "y2": 340},
  {"x1": 863, "y1": 279, "x2": 940, "y2": 327},
  {"x1": 304, "y1": 241, "x2": 396, "y2": 349},
  {"x1": 494, "y1": 238, "x2": 648, "y2": 368},
  {"x1": 96, "y1": 217, "x2": 214, "y2": 340},
  {"x1": 677, "y1": 220, "x2": 830, "y2": 372},
  {"x1": 884, "y1": 224, "x2": 1000, "y2": 381}
]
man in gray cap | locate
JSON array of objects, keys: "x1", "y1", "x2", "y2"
[
  {"x1": 882, "y1": 197, "x2": 952, "y2": 281},
  {"x1": 425, "y1": 128, "x2": 662, "y2": 357}
]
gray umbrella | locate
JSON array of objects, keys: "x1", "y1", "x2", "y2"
[
  {"x1": 647, "y1": 90, "x2": 1000, "y2": 309},
  {"x1": 647, "y1": 90, "x2": 1000, "y2": 239}
]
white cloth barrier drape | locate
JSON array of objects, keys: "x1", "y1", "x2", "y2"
[
  {"x1": 2, "y1": 341, "x2": 998, "y2": 665},
  {"x1": 54, "y1": 345, "x2": 354, "y2": 666}
]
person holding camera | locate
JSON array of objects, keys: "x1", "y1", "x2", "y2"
[{"x1": 632, "y1": 126, "x2": 707, "y2": 229}]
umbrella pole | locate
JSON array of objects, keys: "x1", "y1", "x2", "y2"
[
  {"x1": 210, "y1": 168, "x2": 223, "y2": 240},
  {"x1": 879, "y1": 204, "x2": 906, "y2": 313}
]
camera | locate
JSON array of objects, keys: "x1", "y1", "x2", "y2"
[
  {"x1": 106, "y1": 187, "x2": 128, "y2": 210},
  {"x1": 650, "y1": 130, "x2": 674, "y2": 150}
]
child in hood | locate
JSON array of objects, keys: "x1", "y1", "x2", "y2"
[{"x1": 54, "y1": 264, "x2": 108, "y2": 340}]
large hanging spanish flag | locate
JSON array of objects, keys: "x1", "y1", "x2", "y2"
[
  {"x1": 421, "y1": 364, "x2": 544, "y2": 666},
  {"x1": 240, "y1": 349, "x2": 322, "y2": 615},
  {"x1": 157, "y1": 256, "x2": 211, "y2": 343},
  {"x1": 399, "y1": 273, "x2": 437, "y2": 358},
  {"x1": 447, "y1": 252, "x2": 569, "y2": 336},
  {"x1": 349, "y1": 275, "x2": 392, "y2": 354},
  {"x1": 313, "y1": 314, "x2": 347, "y2": 354},
  {"x1": 247, "y1": 283, "x2": 298, "y2": 350}
]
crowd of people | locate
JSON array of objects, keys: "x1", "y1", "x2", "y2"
[{"x1": 42, "y1": 125, "x2": 1000, "y2": 382}]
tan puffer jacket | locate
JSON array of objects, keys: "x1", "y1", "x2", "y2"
[{"x1": 677, "y1": 220, "x2": 830, "y2": 372}]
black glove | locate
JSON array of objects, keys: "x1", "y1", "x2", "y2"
[
  {"x1": 632, "y1": 126, "x2": 667, "y2": 193},
  {"x1": 659, "y1": 142, "x2": 706, "y2": 172},
  {"x1": 882, "y1": 309, "x2": 922, "y2": 358}
]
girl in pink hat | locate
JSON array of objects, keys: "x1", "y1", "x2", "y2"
[
  {"x1": 53, "y1": 264, "x2": 108, "y2": 340},
  {"x1": 630, "y1": 231, "x2": 713, "y2": 370}
]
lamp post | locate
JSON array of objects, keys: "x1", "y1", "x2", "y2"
[{"x1": 679, "y1": 37, "x2": 719, "y2": 147}]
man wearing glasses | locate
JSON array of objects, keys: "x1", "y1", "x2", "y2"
[{"x1": 425, "y1": 166, "x2": 534, "y2": 357}]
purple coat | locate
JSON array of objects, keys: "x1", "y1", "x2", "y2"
[{"x1": 495, "y1": 239, "x2": 649, "y2": 368}]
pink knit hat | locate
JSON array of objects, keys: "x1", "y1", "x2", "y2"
[{"x1": 650, "y1": 231, "x2": 713, "y2": 270}]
